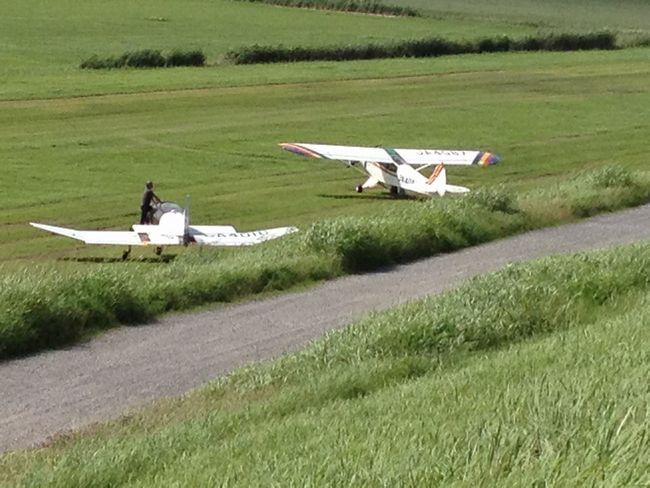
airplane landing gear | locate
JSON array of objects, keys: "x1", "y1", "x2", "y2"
[
  {"x1": 122, "y1": 246, "x2": 132, "y2": 261},
  {"x1": 355, "y1": 184, "x2": 364, "y2": 193},
  {"x1": 155, "y1": 246, "x2": 163, "y2": 256}
]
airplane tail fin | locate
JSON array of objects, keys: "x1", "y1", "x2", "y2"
[
  {"x1": 396, "y1": 163, "x2": 470, "y2": 196},
  {"x1": 426, "y1": 164, "x2": 471, "y2": 195},
  {"x1": 426, "y1": 164, "x2": 447, "y2": 196}
]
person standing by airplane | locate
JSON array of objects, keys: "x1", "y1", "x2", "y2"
[{"x1": 140, "y1": 181, "x2": 161, "y2": 224}]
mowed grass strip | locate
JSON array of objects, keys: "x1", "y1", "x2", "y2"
[{"x1": 2, "y1": 242, "x2": 649, "y2": 485}]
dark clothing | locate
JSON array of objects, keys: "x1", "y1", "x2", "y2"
[
  {"x1": 140, "y1": 205, "x2": 153, "y2": 225},
  {"x1": 141, "y1": 188, "x2": 156, "y2": 208},
  {"x1": 140, "y1": 188, "x2": 159, "y2": 224}
]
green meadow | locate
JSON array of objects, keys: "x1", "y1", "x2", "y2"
[
  {"x1": 1, "y1": 0, "x2": 650, "y2": 481},
  {"x1": 2, "y1": 49, "x2": 649, "y2": 262},
  {"x1": 2, "y1": 243, "x2": 648, "y2": 485},
  {"x1": 394, "y1": 0, "x2": 650, "y2": 35},
  {"x1": 1, "y1": 0, "x2": 649, "y2": 355},
  {"x1": 0, "y1": 0, "x2": 533, "y2": 100}
]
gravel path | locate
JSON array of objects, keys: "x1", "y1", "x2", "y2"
[{"x1": 2, "y1": 204, "x2": 650, "y2": 452}]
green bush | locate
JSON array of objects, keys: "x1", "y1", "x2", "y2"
[
  {"x1": 166, "y1": 49, "x2": 206, "y2": 67},
  {"x1": 122, "y1": 49, "x2": 166, "y2": 68},
  {"x1": 225, "y1": 32, "x2": 617, "y2": 64},
  {"x1": 80, "y1": 49, "x2": 206, "y2": 70},
  {"x1": 236, "y1": 0, "x2": 419, "y2": 17}
]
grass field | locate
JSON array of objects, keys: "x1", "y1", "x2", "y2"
[
  {"x1": 0, "y1": 0, "x2": 534, "y2": 100},
  {"x1": 2, "y1": 0, "x2": 650, "y2": 481},
  {"x1": 3, "y1": 0, "x2": 648, "y2": 100},
  {"x1": 394, "y1": 0, "x2": 650, "y2": 36},
  {"x1": 1, "y1": 0, "x2": 649, "y2": 358},
  {"x1": 2, "y1": 243, "x2": 648, "y2": 485},
  {"x1": 2, "y1": 49, "x2": 648, "y2": 262}
]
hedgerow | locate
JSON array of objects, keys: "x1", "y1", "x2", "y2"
[
  {"x1": 80, "y1": 49, "x2": 206, "y2": 69},
  {"x1": 224, "y1": 32, "x2": 616, "y2": 64},
  {"x1": 234, "y1": 0, "x2": 419, "y2": 16},
  {"x1": 0, "y1": 165, "x2": 648, "y2": 359}
]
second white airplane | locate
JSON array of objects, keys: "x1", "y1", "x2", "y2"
[{"x1": 280, "y1": 142, "x2": 500, "y2": 197}]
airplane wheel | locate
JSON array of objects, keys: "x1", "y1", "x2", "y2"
[
  {"x1": 389, "y1": 186, "x2": 399, "y2": 196},
  {"x1": 155, "y1": 246, "x2": 163, "y2": 256},
  {"x1": 355, "y1": 185, "x2": 363, "y2": 193}
]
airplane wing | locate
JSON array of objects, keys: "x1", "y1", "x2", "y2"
[
  {"x1": 280, "y1": 143, "x2": 499, "y2": 166},
  {"x1": 189, "y1": 225, "x2": 237, "y2": 236},
  {"x1": 191, "y1": 226, "x2": 298, "y2": 246},
  {"x1": 31, "y1": 223, "x2": 144, "y2": 246},
  {"x1": 281, "y1": 143, "x2": 394, "y2": 163},
  {"x1": 30, "y1": 223, "x2": 179, "y2": 246}
]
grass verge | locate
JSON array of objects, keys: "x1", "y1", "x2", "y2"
[
  {"x1": 1, "y1": 239, "x2": 649, "y2": 485},
  {"x1": 0, "y1": 165, "x2": 648, "y2": 359}
]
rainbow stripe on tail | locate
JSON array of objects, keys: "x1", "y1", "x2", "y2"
[{"x1": 475, "y1": 152, "x2": 500, "y2": 166}]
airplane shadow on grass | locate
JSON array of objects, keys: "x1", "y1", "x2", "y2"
[
  {"x1": 317, "y1": 193, "x2": 420, "y2": 201},
  {"x1": 60, "y1": 255, "x2": 177, "y2": 264}
]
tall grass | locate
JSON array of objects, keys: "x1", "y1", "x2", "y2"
[
  {"x1": 3, "y1": 242, "x2": 649, "y2": 486},
  {"x1": 0, "y1": 165, "x2": 648, "y2": 359},
  {"x1": 0, "y1": 247, "x2": 336, "y2": 358},
  {"x1": 227, "y1": 239, "x2": 650, "y2": 389},
  {"x1": 225, "y1": 32, "x2": 616, "y2": 64}
]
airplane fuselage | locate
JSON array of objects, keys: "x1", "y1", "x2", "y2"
[{"x1": 353, "y1": 161, "x2": 401, "y2": 189}]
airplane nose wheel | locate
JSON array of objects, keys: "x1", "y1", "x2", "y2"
[
  {"x1": 355, "y1": 184, "x2": 363, "y2": 193},
  {"x1": 155, "y1": 246, "x2": 163, "y2": 256}
]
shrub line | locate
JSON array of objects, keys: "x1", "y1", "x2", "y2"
[
  {"x1": 80, "y1": 49, "x2": 206, "y2": 70},
  {"x1": 224, "y1": 32, "x2": 617, "y2": 64},
  {"x1": 79, "y1": 33, "x2": 617, "y2": 70},
  {"x1": 233, "y1": 0, "x2": 419, "y2": 17}
]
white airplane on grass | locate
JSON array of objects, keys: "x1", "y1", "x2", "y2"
[
  {"x1": 31, "y1": 201, "x2": 298, "y2": 259},
  {"x1": 280, "y1": 142, "x2": 500, "y2": 197}
]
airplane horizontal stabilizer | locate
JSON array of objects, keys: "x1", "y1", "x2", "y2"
[{"x1": 193, "y1": 226, "x2": 298, "y2": 246}]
